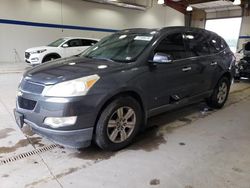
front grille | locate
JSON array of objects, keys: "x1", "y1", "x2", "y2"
[
  {"x1": 18, "y1": 97, "x2": 37, "y2": 110},
  {"x1": 25, "y1": 52, "x2": 30, "y2": 59},
  {"x1": 20, "y1": 80, "x2": 44, "y2": 94}
]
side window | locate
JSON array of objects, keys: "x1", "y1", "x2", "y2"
[
  {"x1": 208, "y1": 35, "x2": 226, "y2": 54},
  {"x1": 184, "y1": 32, "x2": 210, "y2": 57},
  {"x1": 67, "y1": 39, "x2": 82, "y2": 47},
  {"x1": 154, "y1": 33, "x2": 187, "y2": 60},
  {"x1": 82, "y1": 39, "x2": 98, "y2": 46},
  {"x1": 220, "y1": 38, "x2": 228, "y2": 50}
]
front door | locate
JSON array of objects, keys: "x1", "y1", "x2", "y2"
[
  {"x1": 63, "y1": 39, "x2": 86, "y2": 57},
  {"x1": 146, "y1": 32, "x2": 202, "y2": 110}
]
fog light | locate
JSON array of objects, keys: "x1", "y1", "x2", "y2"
[
  {"x1": 44, "y1": 116, "x2": 77, "y2": 128},
  {"x1": 31, "y1": 58, "x2": 39, "y2": 62}
]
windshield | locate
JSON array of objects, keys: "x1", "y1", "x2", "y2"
[
  {"x1": 81, "y1": 33, "x2": 155, "y2": 63},
  {"x1": 48, "y1": 38, "x2": 67, "y2": 47}
]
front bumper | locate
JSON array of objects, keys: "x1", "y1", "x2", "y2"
[
  {"x1": 14, "y1": 90, "x2": 106, "y2": 148},
  {"x1": 25, "y1": 53, "x2": 43, "y2": 65},
  {"x1": 14, "y1": 110, "x2": 93, "y2": 148}
]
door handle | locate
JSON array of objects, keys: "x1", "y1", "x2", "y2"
[
  {"x1": 182, "y1": 67, "x2": 192, "y2": 72},
  {"x1": 210, "y1": 62, "x2": 218, "y2": 66}
]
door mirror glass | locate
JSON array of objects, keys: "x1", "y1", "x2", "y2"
[
  {"x1": 151, "y1": 52, "x2": 173, "y2": 64},
  {"x1": 62, "y1": 43, "x2": 69, "y2": 48}
]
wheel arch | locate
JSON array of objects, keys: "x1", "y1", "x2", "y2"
[
  {"x1": 94, "y1": 90, "x2": 147, "y2": 134},
  {"x1": 221, "y1": 71, "x2": 232, "y2": 82},
  {"x1": 212, "y1": 71, "x2": 232, "y2": 90},
  {"x1": 42, "y1": 53, "x2": 61, "y2": 63}
]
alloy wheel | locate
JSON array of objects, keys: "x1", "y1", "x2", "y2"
[
  {"x1": 107, "y1": 106, "x2": 136, "y2": 143},
  {"x1": 217, "y1": 81, "x2": 228, "y2": 104}
]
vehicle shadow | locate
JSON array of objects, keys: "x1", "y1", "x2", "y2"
[
  {"x1": 72, "y1": 102, "x2": 211, "y2": 161},
  {"x1": 128, "y1": 102, "x2": 210, "y2": 151}
]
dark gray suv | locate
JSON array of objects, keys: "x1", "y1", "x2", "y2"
[{"x1": 14, "y1": 27, "x2": 235, "y2": 150}]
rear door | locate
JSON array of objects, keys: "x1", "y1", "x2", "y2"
[
  {"x1": 207, "y1": 35, "x2": 228, "y2": 87},
  {"x1": 183, "y1": 30, "x2": 215, "y2": 94},
  {"x1": 76, "y1": 39, "x2": 98, "y2": 54}
]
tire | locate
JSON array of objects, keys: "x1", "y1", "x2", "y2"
[
  {"x1": 42, "y1": 55, "x2": 59, "y2": 63},
  {"x1": 234, "y1": 76, "x2": 240, "y2": 80},
  {"x1": 95, "y1": 96, "x2": 142, "y2": 151},
  {"x1": 206, "y1": 76, "x2": 230, "y2": 109}
]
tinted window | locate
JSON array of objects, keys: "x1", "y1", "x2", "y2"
[
  {"x1": 154, "y1": 33, "x2": 187, "y2": 60},
  {"x1": 48, "y1": 38, "x2": 67, "y2": 47},
  {"x1": 208, "y1": 35, "x2": 226, "y2": 54},
  {"x1": 82, "y1": 39, "x2": 98, "y2": 46},
  {"x1": 67, "y1": 39, "x2": 82, "y2": 47},
  {"x1": 184, "y1": 32, "x2": 210, "y2": 57},
  {"x1": 245, "y1": 42, "x2": 250, "y2": 51}
]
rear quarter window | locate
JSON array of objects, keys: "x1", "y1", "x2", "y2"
[{"x1": 208, "y1": 35, "x2": 227, "y2": 54}]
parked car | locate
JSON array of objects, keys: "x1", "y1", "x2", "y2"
[
  {"x1": 14, "y1": 27, "x2": 235, "y2": 151},
  {"x1": 234, "y1": 49, "x2": 244, "y2": 64},
  {"x1": 25, "y1": 37, "x2": 99, "y2": 65},
  {"x1": 235, "y1": 42, "x2": 250, "y2": 79},
  {"x1": 236, "y1": 57, "x2": 250, "y2": 79}
]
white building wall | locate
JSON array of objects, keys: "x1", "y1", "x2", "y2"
[
  {"x1": 206, "y1": 9, "x2": 242, "y2": 19},
  {"x1": 238, "y1": 16, "x2": 250, "y2": 50},
  {"x1": 0, "y1": 0, "x2": 185, "y2": 63},
  {"x1": 198, "y1": 9, "x2": 248, "y2": 51}
]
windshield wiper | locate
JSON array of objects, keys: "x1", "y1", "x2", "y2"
[
  {"x1": 90, "y1": 57, "x2": 115, "y2": 62},
  {"x1": 73, "y1": 53, "x2": 81, "y2": 57}
]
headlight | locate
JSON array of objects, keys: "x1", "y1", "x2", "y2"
[
  {"x1": 30, "y1": 49, "x2": 47, "y2": 54},
  {"x1": 42, "y1": 74, "x2": 100, "y2": 97}
]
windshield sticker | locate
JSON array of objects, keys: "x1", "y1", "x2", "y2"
[{"x1": 134, "y1": 36, "x2": 153, "y2": 41}]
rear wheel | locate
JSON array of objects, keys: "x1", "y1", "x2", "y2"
[
  {"x1": 206, "y1": 76, "x2": 230, "y2": 109},
  {"x1": 95, "y1": 96, "x2": 142, "y2": 151}
]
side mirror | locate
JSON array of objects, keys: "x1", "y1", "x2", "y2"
[
  {"x1": 149, "y1": 52, "x2": 173, "y2": 64},
  {"x1": 62, "y1": 43, "x2": 69, "y2": 48}
]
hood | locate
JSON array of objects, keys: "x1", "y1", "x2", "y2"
[
  {"x1": 24, "y1": 56, "x2": 124, "y2": 85},
  {"x1": 25, "y1": 46, "x2": 56, "y2": 52}
]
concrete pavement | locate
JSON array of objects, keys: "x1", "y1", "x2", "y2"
[
  {"x1": 0, "y1": 73, "x2": 250, "y2": 188},
  {"x1": 0, "y1": 62, "x2": 29, "y2": 74}
]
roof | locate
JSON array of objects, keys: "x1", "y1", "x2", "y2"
[
  {"x1": 61, "y1": 37, "x2": 99, "y2": 41},
  {"x1": 119, "y1": 26, "x2": 209, "y2": 34}
]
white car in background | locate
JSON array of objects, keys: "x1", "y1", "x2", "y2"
[{"x1": 25, "y1": 37, "x2": 99, "y2": 65}]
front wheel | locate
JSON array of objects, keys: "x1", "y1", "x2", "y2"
[
  {"x1": 206, "y1": 76, "x2": 230, "y2": 109},
  {"x1": 42, "y1": 55, "x2": 59, "y2": 63},
  {"x1": 95, "y1": 96, "x2": 142, "y2": 151}
]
